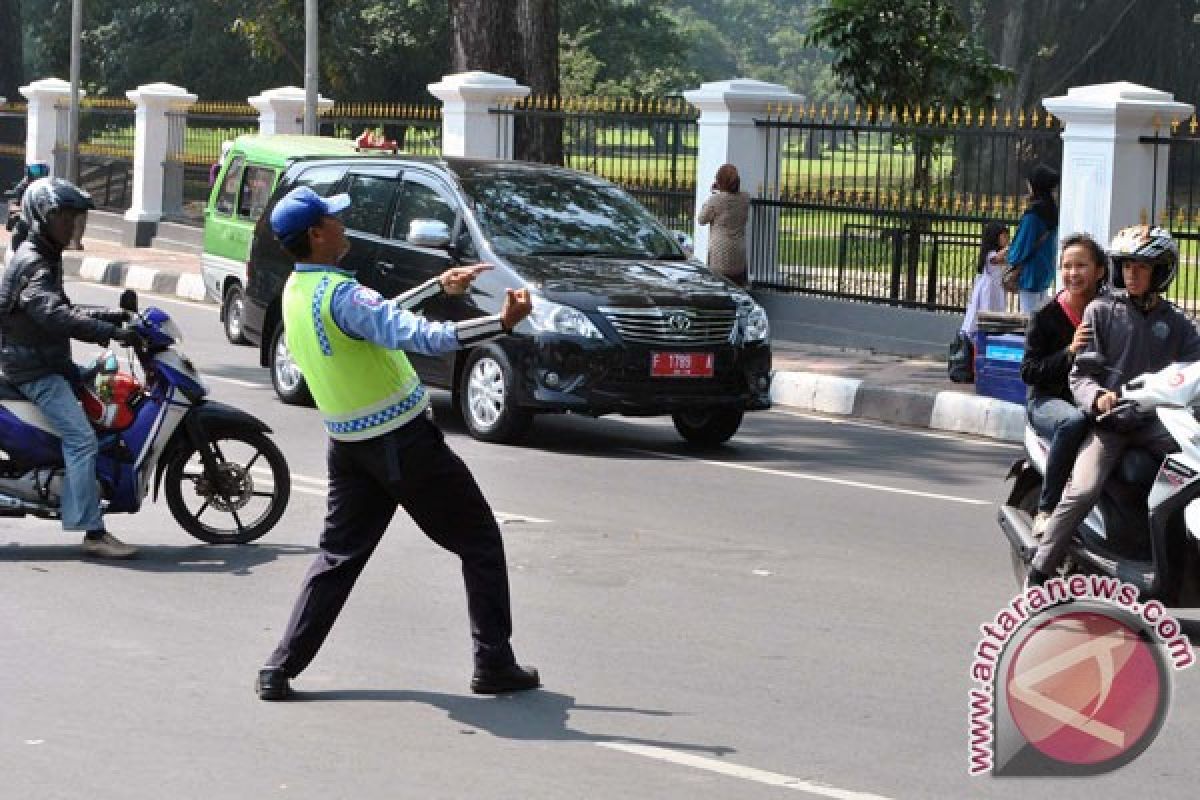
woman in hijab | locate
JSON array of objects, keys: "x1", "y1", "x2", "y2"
[
  {"x1": 697, "y1": 163, "x2": 750, "y2": 286},
  {"x1": 1008, "y1": 163, "x2": 1060, "y2": 314}
]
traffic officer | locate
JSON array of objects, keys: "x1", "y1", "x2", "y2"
[{"x1": 257, "y1": 186, "x2": 539, "y2": 700}]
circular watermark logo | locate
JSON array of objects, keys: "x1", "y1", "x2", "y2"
[{"x1": 1005, "y1": 607, "x2": 1168, "y2": 770}]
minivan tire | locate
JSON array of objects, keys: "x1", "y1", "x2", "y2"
[
  {"x1": 222, "y1": 283, "x2": 250, "y2": 345},
  {"x1": 270, "y1": 321, "x2": 314, "y2": 407},
  {"x1": 672, "y1": 407, "x2": 743, "y2": 446},
  {"x1": 459, "y1": 344, "x2": 531, "y2": 443}
]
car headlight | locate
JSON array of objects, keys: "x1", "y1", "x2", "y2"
[
  {"x1": 528, "y1": 295, "x2": 604, "y2": 339},
  {"x1": 735, "y1": 295, "x2": 769, "y2": 343}
]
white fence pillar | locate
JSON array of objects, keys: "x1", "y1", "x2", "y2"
[
  {"x1": 683, "y1": 79, "x2": 802, "y2": 269},
  {"x1": 1043, "y1": 82, "x2": 1193, "y2": 248},
  {"x1": 19, "y1": 78, "x2": 78, "y2": 176},
  {"x1": 124, "y1": 82, "x2": 196, "y2": 246},
  {"x1": 428, "y1": 71, "x2": 530, "y2": 159},
  {"x1": 250, "y1": 87, "x2": 332, "y2": 136}
]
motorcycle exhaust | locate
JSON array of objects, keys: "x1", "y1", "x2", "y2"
[{"x1": 998, "y1": 504, "x2": 1037, "y2": 562}]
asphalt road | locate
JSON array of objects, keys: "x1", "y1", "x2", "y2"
[{"x1": 2, "y1": 282, "x2": 1198, "y2": 799}]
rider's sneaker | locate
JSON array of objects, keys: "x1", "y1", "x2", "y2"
[
  {"x1": 82, "y1": 530, "x2": 138, "y2": 559},
  {"x1": 1032, "y1": 511, "x2": 1051, "y2": 540}
]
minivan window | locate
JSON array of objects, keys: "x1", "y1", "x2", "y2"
[
  {"x1": 215, "y1": 155, "x2": 245, "y2": 215},
  {"x1": 238, "y1": 165, "x2": 276, "y2": 221},
  {"x1": 458, "y1": 170, "x2": 682, "y2": 260},
  {"x1": 341, "y1": 174, "x2": 396, "y2": 236},
  {"x1": 392, "y1": 179, "x2": 457, "y2": 242},
  {"x1": 294, "y1": 164, "x2": 346, "y2": 197}
]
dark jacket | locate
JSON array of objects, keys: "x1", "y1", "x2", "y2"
[
  {"x1": 1071, "y1": 290, "x2": 1200, "y2": 413},
  {"x1": 1021, "y1": 296, "x2": 1076, "y2": 403},
  {"x1": 0, "y1": 233, "x2": 122, "y2": 384}
]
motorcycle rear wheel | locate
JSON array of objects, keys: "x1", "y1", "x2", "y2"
[{"x1": 164, "y1": 428, "x2": 290, "y2": 544}]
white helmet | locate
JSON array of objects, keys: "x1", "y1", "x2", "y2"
[{"x1": 1108, "y1": 224, "x2": 1178, "y2": 293}]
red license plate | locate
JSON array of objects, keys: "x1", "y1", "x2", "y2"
[{"x1": 651, "y1": 352, "x2": 714, "y2": 378}]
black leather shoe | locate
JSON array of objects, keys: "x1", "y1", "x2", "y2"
[
  {"x1": 471, "y1": 663, "x2": 541, "y2": 694},
  {"x1": 257, "y1": 668, "x2": 292, "y2": 701}
]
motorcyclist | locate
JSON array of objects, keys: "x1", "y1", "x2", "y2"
[
  {"x1": 0, "y1": 177, "x2": 143, "y2": 558},
  {"x1": 1027, "y1": 225, "x2": 1200, "y2": 586},
  {"x1": 4, "y1": 162, "x2": 50, "y2": 256}
]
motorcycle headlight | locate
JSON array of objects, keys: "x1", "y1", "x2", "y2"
[
  {"x1": 528, "y1": 295, "x2": 604, "y2": 339},
  {"x1": 735, "y1": 295, "x2": 769, "y2": 343}
]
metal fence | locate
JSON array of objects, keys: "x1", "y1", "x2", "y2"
[
  {"x1": 0, "y1": 101, "x2": 26, "y2": 190},
  {"x1": 1144, "y1": 116, "x2": 1200, "y2": 316},
  {"x1": 750, "y1": 104, "x2": 1063, "y2": 312},
  {"x1": 492, "y1": 96, "x2": 699, "y2": 232},
  {"x1": 318, "y1": 102, "x2": 442, "y2": 157},
  {"x1": 55, "y1": 97, "x2": 136, "y2": 213}
]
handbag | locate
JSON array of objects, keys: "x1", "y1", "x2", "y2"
[
  {"x1": 948, "y1": 331, "x2": 975, "y2": 383},
  {"x1": 1001, "y1": 227, "x2": 1054, "y2": 293}
]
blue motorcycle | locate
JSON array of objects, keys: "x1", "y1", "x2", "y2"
[{"x1": 0, "y1": 290, "x2": 290, "y2": 544}]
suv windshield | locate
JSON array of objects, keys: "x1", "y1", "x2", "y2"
[{"x1": 457, "y1": 169, "x2": 683, "y2": 260}]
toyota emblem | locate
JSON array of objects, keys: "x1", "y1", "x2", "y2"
[{"x1": 667, "y1": 312, "x2": 691, "y2": 332}]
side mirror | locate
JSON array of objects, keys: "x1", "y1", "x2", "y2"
[
  {"x1": 407, "y1": 219, "x2": 452, "y2": 249},
  {"x1": 119, "y1": 289, "x2": 138, "y2": 313},
  {"x1": 1074, "y1": 352, "x2": 1105, "y2": 375}
]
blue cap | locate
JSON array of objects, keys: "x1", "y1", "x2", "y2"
[{"x1": 269, "y1": 186, "x2": 350, "y2": 242}]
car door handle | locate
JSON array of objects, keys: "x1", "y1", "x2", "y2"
[{"x1": 377, "y1": 260, "x2": 396, "y2": 273}]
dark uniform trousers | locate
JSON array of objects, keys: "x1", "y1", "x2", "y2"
[{"x1": 266, "y1": 415, "x2": 515, "y2": 677}]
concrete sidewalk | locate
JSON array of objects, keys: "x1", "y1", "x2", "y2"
[{"x1": 1, "y1": 229, "x2": 1024, "y2": 443}]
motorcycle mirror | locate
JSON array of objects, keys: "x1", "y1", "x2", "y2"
[
  {"x1": 119, "y1": 289, "x2": 138, "y2": 313},
  {"x1": 1074, "y1": 352, "x2": 1106, "y2": 374}
]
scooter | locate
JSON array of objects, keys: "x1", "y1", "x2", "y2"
[
  {"x1": 999, "y1": 354, "x2": 1200, "y2": 605},
  {"x1": 0, "y1": 289, "x2": 290, "y2": 544}
]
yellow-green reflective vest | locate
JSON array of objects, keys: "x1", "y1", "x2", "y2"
[{"x1": 282, "y1": 269, "x2": 428, "y2": 441}]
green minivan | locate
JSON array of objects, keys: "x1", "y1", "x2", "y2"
[{"x1": 203, "y1": 134, "x2": 362, "y2": 344}]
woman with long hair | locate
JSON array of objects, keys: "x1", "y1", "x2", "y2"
[
  {"x1": 960, "y1": 220, "x2": 1010, "y2": 336},
  {"x1": 1020, "y1": 232, "x2": 1108, "y2": 536}
]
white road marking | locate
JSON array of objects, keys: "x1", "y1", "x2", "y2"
[
  {"x1": 626, "y1": 448, "x2": 989, "y2": 506},
  {"x1": 207, "y1": 375, "x2": 268, "y2": 389},
  {"x1": 597, "y1": 743, "x2": 896, "y2": 800},
  {"x1": 76, "y1": 281, "x2": 218, "y2": 312}
]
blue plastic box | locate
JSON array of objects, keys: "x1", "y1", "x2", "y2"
[{"x1": 975, "y1": 332, "x2": 1027, "y2": 405}]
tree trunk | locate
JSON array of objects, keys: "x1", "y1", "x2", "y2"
[
  {"x1": 515, "y1": 0, "x2": 563, "y2": 164},
  {"x1": 448, "y1": 0, "x2": 561, "y2": 165},
  {"x1": 448, "y1": 0, "x2": 523, "y2": 79},
  {"x1": 0, "y1": 0, "x2": 23, "y2": 102}
]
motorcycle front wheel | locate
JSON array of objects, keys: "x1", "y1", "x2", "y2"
[{"x1": 164, "y1": 428, "x2": 290, "y2": 544}]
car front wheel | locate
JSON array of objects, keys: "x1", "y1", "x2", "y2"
[
  {"x1": 672, "y1": 407, "x2": 744, "y2": 446},
  {"x1": 270, "y1": 321, "x2": 313, "y2": 407},
  {"x1": 459, "y1": 344, "x2": 531, "y2": 443},
  {"x1": 222, "y1": 283, "x2": 249, "y2": 345}
]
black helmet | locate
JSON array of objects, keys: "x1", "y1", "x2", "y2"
[
  {"x1": 20, "y1": 176, "x2": 94, "y2": 232},
  {"x1": 1109, "y1": 224, "x2": 1178, "y2": 293}
]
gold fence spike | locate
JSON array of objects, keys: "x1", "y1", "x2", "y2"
[
  {"x1": 1003, "y1": 109, "x2": 1012, "y2": 127},
  {"x1": 990, "y1": 108, "x2": 998, "y2": 127},
  {"x1": 854, "y1": 105, "x2": 862, "y2": 123},
  {"x1": 1172, "y1": 118, "x2": 1181, "y2": 135},
  {"x1": 1191, "y1": 115, "x2": 1198, "y2": 135}
]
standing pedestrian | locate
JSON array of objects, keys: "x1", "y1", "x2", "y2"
[
  {"x1": 697, "y1": 163, "x2": 750, "y2": 286},
  {"x1": 256, "y1": 186, "x2": 540, "y2": 700},
  {"x1": 1020, "y1": 232, "x2": 1107, "y2": 538},
  {"x1": 960, "y1": 220, "x2": 1010, "y2": 336},
  {"x1": 1008, "y1": 163, "x2": 1060, "y2": 314}
]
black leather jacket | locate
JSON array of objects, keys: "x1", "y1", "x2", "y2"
[{"x1": 0, "y1": 232, "x2": 123, "y2": 384}]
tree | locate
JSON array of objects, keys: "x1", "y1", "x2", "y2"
[
  {"x1": 805, "y1": 0, "x2": 1012, "y2": 112},
  {"x1": 0, "y1": 0, "x2": 22, "y2": 102}
]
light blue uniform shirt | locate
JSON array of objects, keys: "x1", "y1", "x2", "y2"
[{"x1": 294, "y1": 265, "x2": 460, "y2": 356}]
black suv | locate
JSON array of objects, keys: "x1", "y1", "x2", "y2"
[{"x1": 242, "y1": 156, "x2": 772, "y2": 445}]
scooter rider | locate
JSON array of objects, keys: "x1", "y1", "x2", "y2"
[
  {"x1": 4, "y1": 162, "x2": 49, "y2": 256},
  {"x1": 1027, "y1": 225, "x2": 1200, "y2": 586},
  {"x1": 0, "y1": 177, "x2": 143, "y2": 558}
]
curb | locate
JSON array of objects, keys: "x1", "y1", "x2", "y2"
[
  {"x1": 769, "y1": 370, "x2": 1024, "y2": 443},
  {"x1": 63, "y1": 253, "x2": 210, "y2": 303}
]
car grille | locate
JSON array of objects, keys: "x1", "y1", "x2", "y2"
[{"x1": 598, "y1": 307, "x2": 736, "y2": 346}]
